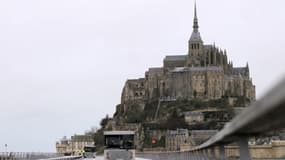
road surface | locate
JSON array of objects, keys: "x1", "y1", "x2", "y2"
[{"x1": 86, "y1": 156, "x2": 150, "y2": 160}]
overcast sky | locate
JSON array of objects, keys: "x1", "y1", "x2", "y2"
[{"x1": 0, "y1": 0, "x2": 284, "y2": 152}]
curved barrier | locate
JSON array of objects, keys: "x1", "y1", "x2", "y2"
[
  {"x1": 38, "y1": 156, "x2": 82, "y2": 160},
  {"x1": 0, "y1": 152, "x2": 63, "y2": 160}
]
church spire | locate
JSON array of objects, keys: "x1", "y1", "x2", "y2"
[
  {"x1": 188, "y1": 1, "x2": 203, "y2": 59},
  {"x1": 189, "y1": 1, "x2": 202, "y2": 42},
  {"x1": 193, "y1": 1, "x2": 199, "y2": 32}
]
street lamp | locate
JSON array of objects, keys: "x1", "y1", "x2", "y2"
[{"x1": 4, "y1": 144, "x2": 8, "y2": 154}]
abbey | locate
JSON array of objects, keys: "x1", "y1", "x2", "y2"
[{"x1": 120, "y1": 4, "x2": 255, "y2": 108}]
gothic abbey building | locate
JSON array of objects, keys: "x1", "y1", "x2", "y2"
[{"x1": 120, "y1": 4, "x2": 255, "y2": 109}]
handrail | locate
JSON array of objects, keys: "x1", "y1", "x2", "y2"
[
  {"x1": 38, "y1": 155, "x2": 82, "y2": 160},
  {"x1": 194, "y1": 76, "x2": 285, "y2": 150},
  {"x1": 0, "y1": 152, "x2": 62, "y2": 160}
]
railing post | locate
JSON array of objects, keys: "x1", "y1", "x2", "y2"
[
  {"x1": 195, "y1": 151, "x2": 199, "y2": 160},
  {"x1": 194, "y1": 151, "x2": 199, "y2": 160},
  {"x1": 202, "y1": 149, "x2": 209, "y2": 160},
  {"x1": 206, "y1": 148, "x2": 211, "y2": 159},
  {"x1": 190, "y1": 151, "x2": 193, "y2": 160},
  {"x1": 192, "y1": 151, "x2": 195, "y2": 160},
  {"x1": 189, "y1": 151, "x2": 192, "y2": 160},
  {"x1": 198, "y1": 150, "x2": 204, "y2": 160},
  {"x1": 187, "y1": 151, "x2": 190, "y2": 160},
  {"x1": 219, "y1": 145, "x2": 226, "y2": 160},
  {"x1": 239, "y1": 137, "x2": 251, "y2": 160},
  {"x1": 198, "y1": 150, "x2": 203, "y2": 160},
  {"x1": 210, "y1": 147, "x2": 216, "y2": 160},
  {"x1": 201, "y1": 150, "x2": 206, "y2": 160},
  {"x1": 199, "y1": 150, "x2": 203, "y2": 160},
  {"x1": 200, "y1": 149, "x2": 205, "y2": 160}
]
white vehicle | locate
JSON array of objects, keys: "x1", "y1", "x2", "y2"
[
  {"x1": 83, "y1": 145, "x2": 96, "y2": 159},
  {"x1": 104, "y1": 131, "x2": 135, "y2": 160}
]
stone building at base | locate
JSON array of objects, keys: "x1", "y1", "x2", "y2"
[
  {"x1": 55, "y1": 134, "x2": 94, "y2": 155},
  {"x1": 165, "y1": 129, "x2": 190, "y2": 151}
]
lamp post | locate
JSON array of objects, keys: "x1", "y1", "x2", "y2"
[
  {"x1": 4, "y1": 144, "x2": 8, "y2": 156},
  {"x1": 5, "y1": 144, "x2": 8, "y2": 153}
]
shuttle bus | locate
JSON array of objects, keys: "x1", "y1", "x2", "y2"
[
  {"x1": 83, "y1": 145, "x2": 96, "y2": 159},
  {"x1": 104, "y1": 131, "x2": 135, "y2": 160}
]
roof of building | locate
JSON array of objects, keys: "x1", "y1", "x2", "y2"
[
  {"x1": 171, "y1": 67, "x2": 187, "y2": 72},
  {"x1": 191, "y1": 66, "x2": 223, "y2": 71},
  {"x1": 190, "y1": 31, "x2": 203, "y2": 42},
  {"x1": 184, "y1": 111, "x2": 204, "y2": 116},
  {"x1": 166, "y1": 129, "x2": 189, "y2": 136},
  {"x1": 170, "y1": 66, "x2": 223, "y2": 73},
  {"x1": 126, "y1": 78, "x2": 145, "y2": 83},
  {"x1": 233, "y1": 67, "x2": 247, "y2": 75},
  {"x1": 190, "y1": 130, "x2": 218, "y2": 136},
  {"x1": 104, "y1": 131, "x2": 135, "y2": 135},
  {"x1": 148, "y1": 67, "x2": 163, "y2": 72},
  {"x1": 164, "y1": 55, "x2": 187, "y2": 62}
]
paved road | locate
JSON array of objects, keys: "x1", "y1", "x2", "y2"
[{"x1": 89, "y1": 156, "x2": 150, "y2": 160}]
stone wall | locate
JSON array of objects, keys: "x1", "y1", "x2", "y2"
[
  {"x1": 121, "y1": 78, "x2": 145, "y2": 103},
  {"x1": 223, "y1": 141, "x2": 285, "y2": 159}
]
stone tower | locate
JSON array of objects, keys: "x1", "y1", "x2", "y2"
[{"x1": 187, "y1": 2, "x2": 204, "y2": 67}]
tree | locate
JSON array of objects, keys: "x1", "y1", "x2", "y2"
[
  {"x1": 100, "y1": 114, "x2": 109, "y2": 128},
  {"x1": 193, "y1": 90, "x2": 197, "y2": 98},
  {"x1": 93, "y1": 129, "x2": 104, "y2": 154},
  {"x1": 163, "y1": 110, "x2": 189, "y2": 129}
]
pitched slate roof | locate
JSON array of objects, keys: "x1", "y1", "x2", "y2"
[{"x1": 164, "y1": 55, "x2": 187, "y2": 62}]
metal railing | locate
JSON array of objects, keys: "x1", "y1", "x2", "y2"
[
  {"x1": 138, "y1": 77, "x2": 285, "y2": 160},
  {"x1": 38, "y1": 155, "x2": 82, "y2": 160},
  {"x1": 0, "y1": 152, "x2": 62, "y2": 160}
]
